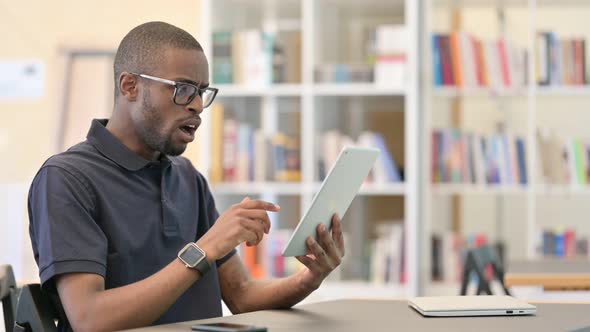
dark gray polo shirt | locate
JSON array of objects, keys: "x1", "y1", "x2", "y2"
[{"x1": 28, "y1": 119, "x2": 235, "y2": 327}]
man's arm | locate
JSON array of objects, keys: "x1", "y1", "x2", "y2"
[
  {"x1": 55, "y1": 199, "x2": 279, "y2": 332},
  {"x1": 55, "y1": 255, "x2": 203, "y2": 332},
  {"x1": 219, "y1": 214, "x2": 345, "y2": 313}
]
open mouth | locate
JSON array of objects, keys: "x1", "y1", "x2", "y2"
[
  {"x1": 178, "y1": 124, "x2": 198, "y2": 142},
  {"x1": 179, "y1": 124, "x2": 197, "y2": 136}
]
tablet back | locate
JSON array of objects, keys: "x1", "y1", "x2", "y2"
[{"x1": 281, "y1": 146, "x2": 379, "y2": 257}]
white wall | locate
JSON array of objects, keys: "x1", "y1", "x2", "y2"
[{"x1": 0, "y1": 0, "x2": 202, "y2": 285}]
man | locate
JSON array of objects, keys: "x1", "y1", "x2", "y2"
[{"x1": 28, "y1": 22, "x2": 344, "y2": 332}]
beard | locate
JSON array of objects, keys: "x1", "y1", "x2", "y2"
[{"x1": 136, "y1": 89, "x2": 187, "y2": 157}]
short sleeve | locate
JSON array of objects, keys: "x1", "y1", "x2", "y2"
[
  {"x1": 197, "y1": 171, "x2": 236, "y2": 267},
  {"x1": 28, "y1": 166, "x2": 107, "y2": 287}
]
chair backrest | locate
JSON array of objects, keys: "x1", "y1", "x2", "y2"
[
  {"x1": 0, "y1": 265, "x2": 18, "y2": 332},
  {"x1": 13, "y1": 284, "x2": 58, "y2": 332},
  {"x1": 460, "y1": 244, "x2": 510, "y2": 295}
]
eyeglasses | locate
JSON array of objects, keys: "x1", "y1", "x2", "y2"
[{"x1": 131, "y1": 73, "x2": 218, "y2": 108}]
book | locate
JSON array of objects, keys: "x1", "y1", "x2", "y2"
[
  {"x1": 273, "y1": 31, "x2": 302, "y2": 83},
  {"x1": 222, "y1": 118, "x2": 238, "y2": 182},
  {"x1": 209, "y1": 103, "x2": 225, "y2": 183},
  {"x1": 372, "y1": 132, "x2": 402, "y2": 182},
  {"x1": 236, "y1": 124, "x2": 253, "y2": 182},
  {"x1": 212, "y1": 31, "x2": 233, "y2": 84},
  {"x1": 536, "y1": 32, "x2": 550, "y2": 85},
  {"x1": 432, "y1": 34, "x2": 443, "y2": 86},
  {"x1": 515, "y1": 138, "x2": 528, "y2": 185},
  {"x1": 253, "y1": 129, "x2": 269, "y2": 182},
  {"x1": 374, "y1": 25, "x2": 407, "y2": 88},
  {"x1": 439, "y1": 35, "x2": 455, "y2": 85}
]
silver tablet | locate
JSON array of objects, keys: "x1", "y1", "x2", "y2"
[{"x1": 281, "y1": 146, "x2": 379, "y2": 257}]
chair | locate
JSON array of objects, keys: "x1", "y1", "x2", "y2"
[
  {"x1": 460, "y1": 244, "x2": 511, "y2": 296},
  {"x1": 13, "y1": 284, "x2": 58, "y2": 332},
  {"x1": 0, "y1": 265, "x2": 18, "y2": 332}
]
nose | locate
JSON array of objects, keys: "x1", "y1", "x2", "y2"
[{"x1": 186, "y1": 94, "x2": 204, "y2": 114}]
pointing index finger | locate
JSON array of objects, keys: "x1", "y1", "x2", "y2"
[{"x1": 239, "y1": 199, "x2": 281, "y2": 212}]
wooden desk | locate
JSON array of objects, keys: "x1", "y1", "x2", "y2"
[
  {"x1": 505, "y1": 259, "x2": 590, "y2": 290},
  {"x1": 125, "y1": 299, "x2": 590, "y2": 332}
]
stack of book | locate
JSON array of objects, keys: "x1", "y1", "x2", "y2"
[
  {"x1": 212, "y1": 30, "x2": 302, "y2": 85},
  {"x1": 372, "y1": 24, "x2": 407, "y2": 88},
  {"x1": 208, "y1": 103, "x2": 301, "y2": 183},
  {"x1": 368, "y1": 222, "x2": 405, "y2": 284},
  {"x1": 536, "y1": 32, "x2": 587, "y2": 86},
  {"x1": 431, "y1": 129, "x2": 527, "y2": 186},
  {"x1": 318, "y1": 130, "x2": 402, "y2": 183},
  {"x1": 431, "y1": 32, "x2": 527, "y2": 89},
  {"x1": 537, "y1": 129, "x2": 590, "y2": 186},
  {"x1": 538, "y1": 228, "x2": 589, "y2": 258}
]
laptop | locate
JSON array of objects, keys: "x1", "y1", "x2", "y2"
[{"x1": 408, "y1": 296, "x2": 537, "y2": 317}]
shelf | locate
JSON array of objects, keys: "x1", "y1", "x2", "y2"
[
  {"x1": 431, "y1": 184, "x2": 528, "y2": 195},
  {"x1": 535, "y1": 185, "x2": 590, "y2": 195},
  {"x1": 313, "y1": 83, "x2": 406, "y2": 96},
  {"x1": 433, "y1": 0, "x2": 528, "y2": 8},
  {"x1": 309, "y1": 182, "x2": 406, "y2": 195},
  {"x1": 358, "y1": 183, "x2": 406, "y2": 196},
  {"x1": 431, "y1": 184, "x2": 590, "y2": 195},
  {"x1": 211, "y1": 182, "x2": 406, "y2": 196},
  {"x1": 215, "y1": 83, "x2": 411, "y2": 97},
  {"x1": 320, "y1": 0, "x2": 405, "y2": 12},
  {"x1": 211, "y1": 182, "x2": 309, "y2": 195},
  {"x1": 536, "y1": 86, "x2": 590, "y2": 97},
  {"x1": 432, "y1": 86, "x2": 590, "y2": 98},
  {"x1": 207, "y1": 166, "x2": 589, "y2": 199},
  {"x1": 432, "y1": 0, "x2": 590, "y2": 7},
  {"x1": 216, "y1": 84, "x2": 303, "y2": 97},
  {"x1": 432, "y1": 87, "x2": 526, "y2": 98}
]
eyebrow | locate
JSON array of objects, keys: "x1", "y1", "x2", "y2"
[{"x1": 174, "y1": 77, "x2": 209, "y2": 88}]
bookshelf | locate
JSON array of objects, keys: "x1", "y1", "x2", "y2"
[
  {"x1": 197, "y1": 0, "x2": 420, "y2": 298},
  {"x1": 423, "y1": 0, "x2": 590, "y2": 295}
]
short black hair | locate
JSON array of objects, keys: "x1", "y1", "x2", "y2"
[{"x1": 113, "y1": 21, "x2": 203, "y2": 97}]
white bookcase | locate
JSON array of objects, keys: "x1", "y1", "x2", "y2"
[
  {"x1": 197, "y1": 0, "x2": 420, "y2": 298},
  {"x1": 422, "y1": 0, "x2": 590, "y2": 295}
]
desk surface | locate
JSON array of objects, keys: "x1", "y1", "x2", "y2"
[
  {"x1": 127, "y1": 299, "x2": 590, "y2": 332},
  {"x1": 506, "y1": 259, "x2": 590, "y2": 289}
]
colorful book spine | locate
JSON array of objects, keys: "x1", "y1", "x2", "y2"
[{"x1": 432, "y1": 34, "x2": 443, "y2": 86}]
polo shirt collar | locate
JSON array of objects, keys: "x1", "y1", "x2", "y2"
[{"x1": 87, "y1": 119, "x2": 175, "y2": 171}]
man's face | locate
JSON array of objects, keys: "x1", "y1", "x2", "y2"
[{"x1": 131, "y1": 47, "x2": 209, "y2": 157}]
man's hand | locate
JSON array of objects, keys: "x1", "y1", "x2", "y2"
[
  {"x1": 295, "y1": 213, "x2": 345, "y2": 290},
  {"x1": 197, "y1": 197, "x2": 280, "y2": 261}
]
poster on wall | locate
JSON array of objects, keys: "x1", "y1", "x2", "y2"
[{"x1": 0, "y1": 60, "x2": 45, "y2": 101}]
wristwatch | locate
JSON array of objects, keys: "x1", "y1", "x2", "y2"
[{"x1": 177, "y1": 243, "x2": 211, "y2": 276}]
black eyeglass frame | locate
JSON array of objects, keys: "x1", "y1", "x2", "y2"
[{"x1": 130, "y1": 72, "x2": 219, "y2": 108}]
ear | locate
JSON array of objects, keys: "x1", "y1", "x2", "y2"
[{"x1": 118, "y1": 72, "x2": 139, "y2": 101}]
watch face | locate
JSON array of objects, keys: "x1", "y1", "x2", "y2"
[{"x1": 179, "y1": 244, "x2": 204, "y2": 267}]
